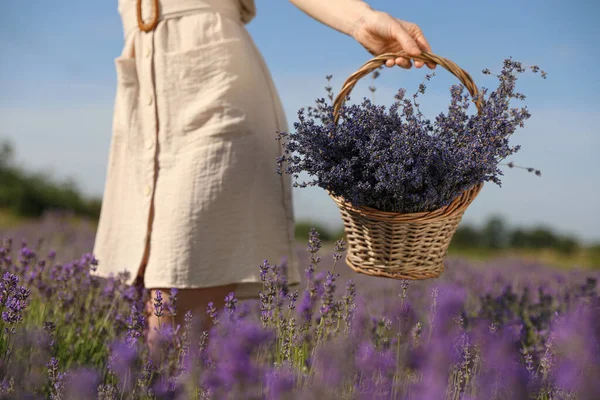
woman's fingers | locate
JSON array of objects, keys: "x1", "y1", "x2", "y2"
[
  {"x1": 392, "y1": 25, "x2": 422, "y2": 58},
  {"x1": 369, "y1": 16, "x2": 435, "y2": 70},
  {"x1": 414, "y1": 30, "x2": 436, "y2": 69},
  {"x1": 386, "y1": 57, "x2": 411, "y2": 69},
  {"x1": 415, "y1": 31, "x2": 432, "y2": 53},
  {"x1": 395, "y1": 57, "x2": 412, "y2": 69},
  {"x1": 399, "y1": 20, "x2": 437, "y2": 70}
]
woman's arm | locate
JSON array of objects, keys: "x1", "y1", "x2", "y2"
[
  {"x1": 288, "y1": 0, "x2": 373, "y2": 37},
  {"x1": 288, "y1": 0, "x2": 435, "y2": 69}
]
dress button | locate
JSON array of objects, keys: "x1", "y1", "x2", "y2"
[
  {"x1": 147, "y1": 95, "x2": 153, "y2": 106},
  {"x1": 147, "y1": 141, "x2": 155, "y2": 150},
  {"x1": 145, "y1": 48, "x2": 152, "y2": 58},
  {"x1": 144, "y1": 185, "x2": 152, "y2": 196}
]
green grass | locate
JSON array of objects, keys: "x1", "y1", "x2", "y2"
[
  {"x1": 0, "y1": 208, "x2": 27, "y2": 228},
  {"x1": 0, "y1": 208, "x2": 98, "y2": 230},
  {"x1": 447, "y1": 247, "x2": 600, "y2": 270}
]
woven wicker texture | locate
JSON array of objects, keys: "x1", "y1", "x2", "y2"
[{"x1": 330, "y1": 51, "x2": 483, "y2": 280}]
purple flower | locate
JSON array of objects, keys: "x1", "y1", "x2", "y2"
[
  {"x1": 355, "y1": 341, "x2": 395, "y2": 375},
  {"x1": 259, "y1": 260, "x2": 270, "y2": 282},
  {"x1": 551, "y1": 302, "x2": 600, "y2": 398},
  {"x1": 207, "y1": 301, "x2": 218, "y2": 325},
  {"x1": 472, "y1": 322, "x2": 531, "y2": 399},
  {"x1": 106, "y1": 340, "x2": 138, "y2": 392},
  {"x1": 332, "y1": 238, "x2": 347, "y2": 263},
  {"x1": 2, "y1": 291, "x2": 29, "y2": 324},
  {"x1": 277, "y1": 59, "x2": 545, "y2": 213},
  {"x1": 160, "y1": 287, "x2": 178, "y2": 317},
  {"x1": 319, "y1": 271, "x2": 339, "y2": 321},
  {"x1": 297, "y1": 290, "x2": 313, "y2": 327},
  {"x1": 19, "y1": 246, "x2": 36, "y2": 265},
  {"x1": 97, "y1": 384, "x2": 118, "y2": 399},
  {"x1": 224, "y1": 292, "x2": 237, "y2": 316},
  {"x1": 342, "y1": 280, "x2": 357, "y2": 329},
  {"x1": 287, "y1": 290, "x2": 299, "y2": 311},
  {"x1": 63, "y1": 368, "x2": 101, "y2": 400},
  {"x1": 307, "y1": 228, "x2": 322, "y2": 254},
  {"x1": 46, "y1": 357, "x2": 66, "y2": 399},
  {"x1": 153, "y1": 290, "x2": 164, "y2": 318},
  {"x1": 203, "y1": 319, "x2": 275, "y2": 398},
  {"x1": 258, "y1": 260, "x2": 290, "y2": 325},
  {"x1": 0, "y1": 272, "x2": 30, "y2": 333},
  {"x1": 125, "y1": 304, "x2": 146, "y2": 347},
  {"x1": 264, "y1": 367, "x2": 296, "y2": 399}
]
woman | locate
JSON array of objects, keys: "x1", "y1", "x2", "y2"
[{"x1": 93, "y1": 0, "x2": 434, "y2": 346}]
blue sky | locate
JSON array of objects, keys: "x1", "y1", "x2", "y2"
[{"x1": 1, "y1": 0, "x2": 599, "y2": 242}]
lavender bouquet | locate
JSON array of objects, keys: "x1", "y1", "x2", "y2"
[{"x1": 277, "y1": 58, "x2": 545, "y2": 214}]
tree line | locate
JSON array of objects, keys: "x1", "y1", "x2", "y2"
[
  {"x1": 0, "y1": 141, "x2": 101, "y2": 219},
  {"x1": 450, "y1": 216, "x2": 583, "y2": 255}
]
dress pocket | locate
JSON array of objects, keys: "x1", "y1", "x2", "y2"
[
  {"x1": 160, "y1": 38, "x2": 253, "y2": 141},
  {"x1": 112, "y1": 56, "x2": 139, "y2": 134}
]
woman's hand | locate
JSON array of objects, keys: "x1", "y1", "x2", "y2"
[
  {"x1": 351, "y1": 11, "x2": 435, "y2": 70},
  {"x1": 289, "y1": 0, "x2": 434, "y2": 69}
]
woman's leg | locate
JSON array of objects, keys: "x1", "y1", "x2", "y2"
[{"x1": 145, "y1": 284, "x2": 236, "y2": 355}]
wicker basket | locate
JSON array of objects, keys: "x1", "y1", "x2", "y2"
[{"x1": 329, "y1": 51, "x2": 484, "y2": 280}]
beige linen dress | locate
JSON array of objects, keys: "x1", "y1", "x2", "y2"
[{"x1": 92, "y1": 0, "x2": 300, "y2": 297}]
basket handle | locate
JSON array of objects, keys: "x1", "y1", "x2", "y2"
[{"x1": 332, "y1": 51, "x2": 482, "y2": 125}]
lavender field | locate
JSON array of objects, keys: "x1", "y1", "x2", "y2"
[{"x1": 0, "y1": 211, "x2": 599, "y2": 399}]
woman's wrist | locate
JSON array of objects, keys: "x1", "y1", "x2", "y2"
[
  {"x1": 289, "y1": 0, "x2": 376, "y2": 37},
  {"x1": 345, "y1": 2, "x2": 376, "y2": 37}
]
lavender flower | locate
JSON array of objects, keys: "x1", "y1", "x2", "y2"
[
  {"x1": 277, "y1": 59, "x2": 546, "y2": 213},
  {"x1": 0, "y1": 217, "x2": 598, "y2": 399},
  {"x1": 46, "y1": 357, "x2": 66, "y2": 400},
  {"x1": 106, "y1": 340, "x2": 138, "y2": 393},
  {"x1": 224, "y1": 292, "x2": 237, "y2": 316},
  {"x1": 0, "y1": 272, "x2": 30, "y2": 335},
  {"x1": 153, "y1": 290, "x2": 164, "y2": 318},
  {"x1": 63, "y1": 368, "x2": 101, "y2": 400},
  {"x1": 202, "y1": 318, "x2": 275, "y2": 398},
  {"x1": 166, "y1": 287, "x2": 178, "y2": 317},
  {"x1": 259, "y1": 259, "x2": 270, "y2": 282},
  {"x1": 319, "y1": 271, "x2": 339, "y2": 323},
  {"x1": 305, "y1": 228, "x2": 322, "y2": 283},
  {"x1": 264, "y1": 366, "x2": 296, "y2": 399},
  {"x1": 207, "y1": 302, "x2": 218, "y2": 325},
  {"x1": 257, "y1": 259, "x2": 291, "y2": 328},
  {"x1": 125, "y1": 304, "x2": 145, "y2": 348}
]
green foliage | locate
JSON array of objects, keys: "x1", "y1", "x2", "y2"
[
  {"x1": 451, "y1": 216, "x2": 584, "y2": 256},
  {"x1": 481, "y1": 216, "x2": 509, "y2": 249},
  {"x1": 295, "y1": 221, "x2": 344, "y2": 242},
  {"x1": 0, "y1": 140, "x2": 101, "y2": 219},
  {"x1": 0, "y1": 141, "x2": 15, "y2": 168},
  {"x1": 588, "y1": 244, "x2": 600, "y2": 269},
  {"x1": 450, "y1": 225, "x2": 482, "y2": 250},
  {"x1": 510, "y1": 226, "x2": 580, "y2": 255}
]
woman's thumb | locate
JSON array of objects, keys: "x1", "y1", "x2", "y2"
[{"x1": 391, "y1": 21, "x2": 422, "y2": 57}]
